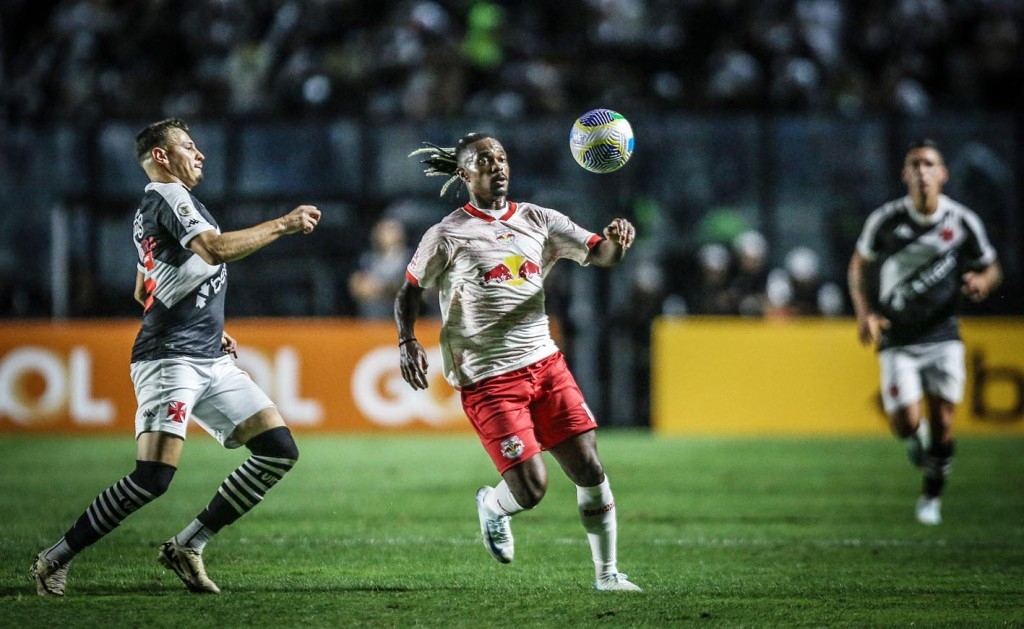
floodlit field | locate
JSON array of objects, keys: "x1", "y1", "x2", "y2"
[{"x1": 2, "y1": 432, "x2": 1022, "y2": 627}]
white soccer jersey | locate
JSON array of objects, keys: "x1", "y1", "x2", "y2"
[{"x1": 406, "y1": 201, "x2": 603, "y2": 388}]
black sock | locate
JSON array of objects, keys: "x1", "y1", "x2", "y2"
[{"x1": 922, "y1": 440, "x2": 955, "y2": 499}]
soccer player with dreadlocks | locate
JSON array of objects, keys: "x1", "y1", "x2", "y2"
[{"x1": 395, "y1": 132, "x2": 642, "y2": 591}]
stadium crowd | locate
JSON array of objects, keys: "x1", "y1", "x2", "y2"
[
  {"x1": 0, "y1": 0, "x2": 1021, "y2": 323},
  {"x1": 2, "y1": 0, "x2": 1022, "y2": 125}
]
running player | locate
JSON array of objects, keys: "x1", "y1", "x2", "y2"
[
  {"x1": 848, "y1": 139, "x2": 1001, "y2": 525},
  {"x1": 31, "y1": 118, "x2": 321, "y2": 595},
  {"x1": 395, "y1": 133, "x2": 641, "y2": 591}
]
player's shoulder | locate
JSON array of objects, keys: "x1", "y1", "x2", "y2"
[
  {"x1": 514, "y1": 200, "x2": 557, "y2": 215},
  {"x1": 937, "y1": 194, "x2": 978, "y2": 219},
  {"x1": 870, "y1": 197, "x2": 908, "y2": 218},
  {"x1": 143, "y1": 181, "x2": 195, "y2": 214},
  {"x1": 419, "y1": 208, "x2": 467, "y2": 241},
  {"x1": 511, "y1": 201, "x2": 571, "y2": 227}
]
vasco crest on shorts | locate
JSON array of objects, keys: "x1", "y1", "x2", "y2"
[{"x1": 500, "y1": 435, "x2": 524, "y2": 460}]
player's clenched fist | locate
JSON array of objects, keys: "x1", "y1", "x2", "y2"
[{"x1": 284, "y1": 205, "x2": 321, "y2": 234}]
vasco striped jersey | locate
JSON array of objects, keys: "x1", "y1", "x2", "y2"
[
  {"x1": 131, "y1": 181, "x2": 226, "y2": 362},
  {"x1": 406, "y1": 201, "x2": 603, "y2": 389},
  {"x1": 855, "y1": 194, "x2": 997, "y2": 349}
]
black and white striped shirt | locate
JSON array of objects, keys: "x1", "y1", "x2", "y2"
[
  {"x1": 856, "y1": 194, "x2": 997, "y2": 349},
  {"x1": 130, "y1": 181, "x2": 226, "y2": 362}
]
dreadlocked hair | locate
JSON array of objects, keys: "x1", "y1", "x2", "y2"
[
  {"x1": 408, "y1": 132, "x2": 494, "y2": 197},
  {"x1": 408, "y1": 142, "x2": 460, "y2": 197}
]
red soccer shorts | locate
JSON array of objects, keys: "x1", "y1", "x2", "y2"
[{"x1": 460, "y1": 351, "x2": 598, "y2": 474}]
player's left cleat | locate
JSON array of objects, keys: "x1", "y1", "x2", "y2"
[
  {"x1": 915, "y1": 495, "x2": 941, "y2": 526},
  {"x1": 158, "y1": 538, "x2": 221, "y2": 593},
  {"x1": 594, "y1": 572, "x2": 642, "y2": 592},
  {"x1": 30, "y1": 551, "x2": 72, "y2": 596}
]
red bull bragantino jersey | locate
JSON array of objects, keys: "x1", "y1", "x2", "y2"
[{"x1": 406, "y1": 201, "x2": 602, "y2": 388}]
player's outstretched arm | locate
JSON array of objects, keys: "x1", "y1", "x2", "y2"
[
  {"x1": 189, "y1": 204, "x2": 321, "y2": 265},
  {"x1": 587, "y1": 218, "x2": 635, "y2": 267},
  {"x1": 395, "y1": 280, "x2": 429, "y2": 390}
]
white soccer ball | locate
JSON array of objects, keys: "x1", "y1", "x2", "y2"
[{"x1": 568, "y1": 109, "x2": 635, "y2": 174}]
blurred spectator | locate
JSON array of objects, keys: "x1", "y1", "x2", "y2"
[
  {"x1": 2, "y1": 1, "x2": 1020, "y2": 122},
  {"x1": 728, "y1": 229, "x2": 771, "y2": 316},
  {"x1": 686, "y1": 242, "x2": 734, "y2": 315},
  {"x1": 767, "y1": 246, "x2": 845, "y2": 317},
  {"x1": 348, "y1": 217, "x2": 410, "y2": 319}
]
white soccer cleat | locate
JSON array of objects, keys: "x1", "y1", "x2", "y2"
[
  {"x1": 31, "y1": 552, "x2": 72, "y2": 596},
  {"x1": 158, "y1": 538, "x2": 221, "y2": 593},
  {"x1": 595, "y1": 572, "x2": 642, "y2": 592},
  {"x1": 475, "y1": 486, "x2": 514, "y2": 564},
  {"x1": 915, "y1": 496, "x2": 942, "y2": 526}
]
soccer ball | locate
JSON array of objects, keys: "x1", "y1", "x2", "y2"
[{"x1": 568, "y1": 109, "x2": 635, "y2": 174}]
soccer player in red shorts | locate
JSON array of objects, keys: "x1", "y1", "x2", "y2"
[{"x1": 395, "y1": 132, "x2": 641, "y2": 591}]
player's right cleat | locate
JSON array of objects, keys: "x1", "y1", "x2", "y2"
[
  {"x1": 595, "y1": 572, "x2": 643, "y2": 592},
  {"x1": 158, "y1": 539, "x2": 221, "y2": 593},
  {"x1": 915, "y1": 495, "x2": 942, "y2": 526},
  {"x1": 476, "y1": 486, "x2": 514, "y2": 564},
  {"x1": 31, "y1": 552, "x2": 72, "y2": 596}
]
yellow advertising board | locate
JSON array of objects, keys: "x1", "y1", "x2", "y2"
[
  {"x1": 652, "y1": 317, "x2": 1024, "y2": 436},
  {"x1": 0, "y1": 319, "x2": 471, "y2": 435}
]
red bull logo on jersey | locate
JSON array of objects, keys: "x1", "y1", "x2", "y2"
[
  {"x1": 495, "y1": 230, "x2": 516, "y2": 244},
  {"x1": 479, "y1": 255, "x2": 542, "y2": 286}
]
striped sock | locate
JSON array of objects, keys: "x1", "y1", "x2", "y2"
[
  {"x1": 62, "y1": 461, "x2": 173, "y2": 553},
  {"x1": 195, "y1": 454, "x2": 296, "y2": 532}
]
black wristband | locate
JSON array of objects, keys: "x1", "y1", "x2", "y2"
[{"x1": 399, "y1": 338, "x2": 417, "y2": 346}]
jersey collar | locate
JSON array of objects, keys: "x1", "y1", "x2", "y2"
[
  {"x1": 462, "y1": 202, "x2": 517, "y2": 222},
  {"x1": 903, "y1": 195, "x2": 948, "y2": 226}
]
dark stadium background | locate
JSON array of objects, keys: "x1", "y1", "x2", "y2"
[{"x1": 2, "y1": 0, "x2": 1022, "y2": 427}]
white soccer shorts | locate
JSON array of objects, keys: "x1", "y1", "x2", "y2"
[
  {"x1": 878, "y1": 340, "x2": 965, "y2": 414},
  {"x1": 130, "y1": 354, "x2": 275, "y2": 448}
]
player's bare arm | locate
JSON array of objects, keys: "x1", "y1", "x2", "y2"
[
  {"x1": 189, "y1": 205, "x2": 321, "y2": 265},
  {"x1": 133, "y1": 270, "x2": 147, "y2": 306},
  {"x1": 587, "y1": 218, "x2": 635, "y2": 267},
  {"x1": 847, "y1": 250, "x2": 888, "y2": 347},
  {"x1": 962, "y1": 261, "x2": 1002, "y2": 302},
  {"x1": 395, "y1": 280, "x2": 429, "y2": 390}
]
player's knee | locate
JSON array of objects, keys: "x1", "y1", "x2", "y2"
[
  {"x1": 129, "y1": 460, "x2": 177, "y2": 497},
  {"x1": 574, "y1": 465, "x2": 605, "y2": 488},
  {"x1": 245, "y1": 426, "x2": 299, "y2": 463},
  {"x1": 513, "y1": 477, "x2": 548, "y2": 509}
]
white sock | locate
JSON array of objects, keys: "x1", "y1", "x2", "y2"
[
  {"x1": 577, "y1": 476, "x2": 618, "y2": 577},
  {"x1": 485, "y1": 480, "x2": 526, "y2": 517},
  {"x1": 175, "y1": 519, "x2": 215, "y2": 551}
]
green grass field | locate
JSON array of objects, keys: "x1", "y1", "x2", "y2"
[{"x1": 1, "y1": 432, "x2": 1022, "y2": 627}]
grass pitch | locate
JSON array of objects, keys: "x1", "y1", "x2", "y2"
[{"x1": 1, "y1": 432, "x2": 1022, "y2": 627}]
